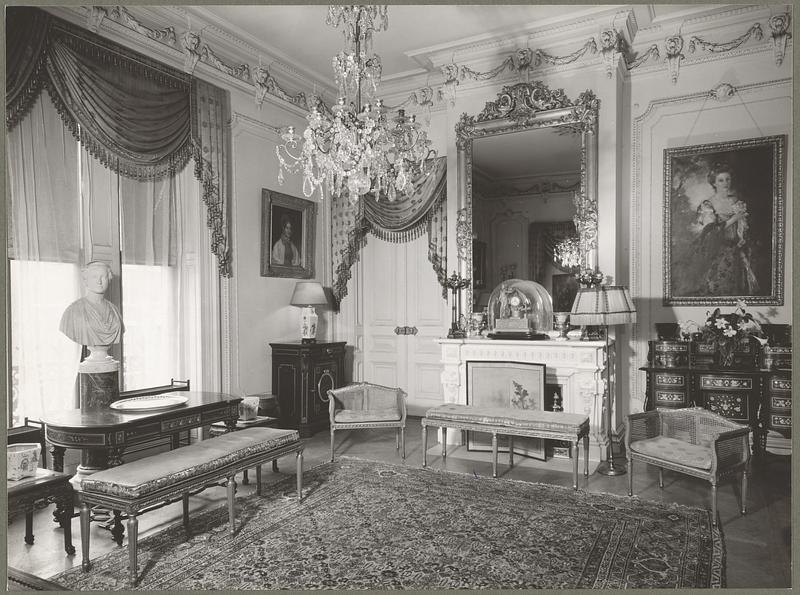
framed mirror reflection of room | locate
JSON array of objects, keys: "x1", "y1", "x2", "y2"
[{"x1": 455, "y1": 81, "x2": 600, "y2": 322}]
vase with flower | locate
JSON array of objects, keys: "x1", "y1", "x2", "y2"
[{"x1": 700, "y1": 302, "x2": 766, "y2": 369}]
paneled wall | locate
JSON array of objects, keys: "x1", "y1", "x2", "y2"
[{"x1": 45, "y1": 6, "x2": 792, "y2": 417}]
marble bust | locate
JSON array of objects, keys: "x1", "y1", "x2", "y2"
[{"x1": 59, "y1": 261, "x2": 124, "y2": 360}]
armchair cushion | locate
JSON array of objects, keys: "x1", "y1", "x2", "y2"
[
  {"x1": 629, "y1": 436, "x2": 712, "y2": 470},
  {"x1": 334, "y1": 408, "x2": 402, "y2": 423}
]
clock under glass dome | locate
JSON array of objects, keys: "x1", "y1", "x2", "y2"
[{"x1": 486, "y1": 279, "x2": 553, "y2": 340}]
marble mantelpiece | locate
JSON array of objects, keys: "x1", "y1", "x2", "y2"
[{"x1": 436, "y1": 338, "x2": 610, "y2": 461}]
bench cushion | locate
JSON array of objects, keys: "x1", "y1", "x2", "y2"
[
  {"x1": 630, "y1": 436, "x2": 712, "y2": 470},
  {"x1": 334, "y1": 408, "x2": 402, "y2": 423},
  {"x1": 424, "y1": 404, "x2": 588, "y2": 433},
  {"x1": 80, "y1": 428, "x2": 300, "y2": 499}
]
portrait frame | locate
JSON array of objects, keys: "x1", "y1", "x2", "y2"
[
  {"x1": 551, "y1": 273, "x2": 579, "y2": 313},
  {"x1": 466, "y1": 360, "x2": 546, "y2": 460},
  {"x1": 260, "y1": 189, "x2": 316, "y2": 279},
  {"x1": 663, "y1": 135, "x2": 785, "y2": 306}
]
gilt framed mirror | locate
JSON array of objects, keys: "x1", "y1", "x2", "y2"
[{"x1": 455, "y1": 81, "x2": 599, "y2": 320}]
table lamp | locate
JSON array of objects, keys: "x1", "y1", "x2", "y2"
[
  {"x1": 290, "y1": 281, "x2": 328, "y2": 344},
  {"x1": 570, "y1": 284, "x2": 636, "y2": 476}
]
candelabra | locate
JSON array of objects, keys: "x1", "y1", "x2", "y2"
[{"x1": 445, "y1": 271, "x2": 470, "y2": 339}]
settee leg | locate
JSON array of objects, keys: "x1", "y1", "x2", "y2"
[
  {"x1": 508, "y1": 437, "x2": 514, "y2": 468},
  {"x1": 330, "y1": 428, "x2": 335, "y2": 463},
  {"x1": 658, "y1": 468, "x2": 664, "y2": 488},
  {"x1": 627, "y1": 459, "x2": 633, "y2": 496},
  {"x1": 401, "y1": 427, "x2": 406, "y2": 460},
  {"x1": 442, "y1": 427, "x2": 447, "y2": 458},
  {"x1": 572, "y1": 439, "x2": 578, "y2": 490},
  {"x1": 741, "y1": 470, "x2": 749, "y2": 515},
  {"x1": 421, "y1": 425, "x2": 428, "y2": 468},
  {"x1": 711, "y1": 483, "x2": 718, "y2": 526},
  {"x1": 296, "y1": 450, "x2": 304, "y2": 502}
]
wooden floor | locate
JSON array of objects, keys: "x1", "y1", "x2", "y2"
[{"x1": 7, "y1": 417, "x2": 793, "y2": 589}]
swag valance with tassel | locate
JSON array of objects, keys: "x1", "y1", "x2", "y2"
[
  {"x1": 331, "y1": 156, "x2": 448, "y2": 302},
  {"x1": 6, "y1": 6, "x2": 232, "y2": 276}
]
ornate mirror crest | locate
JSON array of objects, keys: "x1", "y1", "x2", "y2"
[{"x1": 455, "y1": 81, "x2": 599, "y2": 320}]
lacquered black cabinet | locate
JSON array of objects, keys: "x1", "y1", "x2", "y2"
[{"x1": 270, "y1": 341, "x2": 346, "y2": 437}]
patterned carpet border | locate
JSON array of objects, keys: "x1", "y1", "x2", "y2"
[{"x1": 52, "y1": 457, "x2": 725, "y2": 590}]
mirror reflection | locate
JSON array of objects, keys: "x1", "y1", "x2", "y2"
[{"x1": 471, "y1": 127, "x2": 582, "y2": 314}]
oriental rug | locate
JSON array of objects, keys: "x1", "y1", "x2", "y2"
[{"x1": 52, "y1": 458, "x2": 724, "y2": 590}]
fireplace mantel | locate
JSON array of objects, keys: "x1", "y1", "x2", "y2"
[{"x1": 436, "y1": 338, "x2": 610, "y2": 461}]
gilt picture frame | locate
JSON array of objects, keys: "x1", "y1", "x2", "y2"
[
  {"x1": 260, "y1": 189, "x2": 316, "y2": 279},
  {"x1": 466, "y1": 360, "x2": 546, "y2": 460},
  {"x1": 663, "y1": 135, "x2": 785, "y2": 306}
]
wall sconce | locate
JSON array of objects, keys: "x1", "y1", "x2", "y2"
[{"x1": 289, "y1": 281, "x2": 328, "y2": 344}]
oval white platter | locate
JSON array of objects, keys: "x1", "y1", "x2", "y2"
[{"x1": 110, "y1": 395, "x2": 189, "y2": 412}]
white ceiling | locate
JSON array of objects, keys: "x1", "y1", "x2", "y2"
[{"x1": 201, "y1": 5, "x2": 613, "y2": 82}]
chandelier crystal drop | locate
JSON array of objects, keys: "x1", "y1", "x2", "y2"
[{"x1": 275, "y1": 5, "x2": 437, "y2": 204}]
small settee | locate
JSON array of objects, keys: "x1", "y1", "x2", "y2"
[{"x1": 626, "y1": 407, "x2": 751, "y2": 526}]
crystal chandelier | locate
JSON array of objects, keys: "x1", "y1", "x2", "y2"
[
  {"x1": 275, "y1": 5, "x2": 437, "y2": 203},
  {"x1": 554, "y1": 236, "x2": 582, "y2": 270}
]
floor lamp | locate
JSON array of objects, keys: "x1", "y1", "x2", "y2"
[{"x1": 570, "y1": 285, "x2": 636, "y2": 476}]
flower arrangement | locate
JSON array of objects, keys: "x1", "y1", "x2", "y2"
[
  {"x1": 700, "y1": 301, "x2": 765, "y2": 367},
  {"x1": 575, "y1": 268, "x2": 604, "y2": 288}
]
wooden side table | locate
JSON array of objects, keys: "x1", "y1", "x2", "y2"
[{"x1": 8, "y1": 469, "x2": 75, "y2": 555}]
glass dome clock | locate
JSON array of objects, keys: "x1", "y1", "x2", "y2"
[{"x1": 486, "y1": 279, "x2": 553, "y2": 339}]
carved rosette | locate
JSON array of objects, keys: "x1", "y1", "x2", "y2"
[
  {"x1": 664, "y1": 35, "x2": 684, "y2": 85},
  {"x1": 769, "y1": 13, "x2": 792, "y2": 66}
]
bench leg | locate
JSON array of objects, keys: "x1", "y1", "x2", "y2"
[
  {"x1": 182, "y1": 494, "x2": 190, "y2": 531},
  {"x1": 226, "y1": 477, "x2": 236, "y2": 536},
  {"x1": 421, "y1": 424, "x2": 428, "y2": 468},
  {"x1": 572, "y1": 439, "x2": 579, "y2": 490},
  {"x1": 491, "y1": 433, "x2": 498, "y2": 478},
  {"x1": 272, "y1": 459, "x2": 279, "y2": 473},
  {"x1": 80, "y1": 502, "x2": 92, "y2": 572},
  {"x1": 442, "y1": 427, "x2": 447, "y2": 458},
  {"x1": 400, "y1": 427, "x2": 406, "y2": 460},
  {"x1": 296, "y1": 450, "x2": 304, "y2": 502},
  {"x1": 330, "y1": 427, "x2": 336, "y2": 463},
  {"x1": 256, "y1": 464, "x2": 263, "y2": 496},
  {"x1": 583, "y1": 435, "x2": 590, "y2": 477},
  {"x1": 127, "y1": 514, "x2": 138, "y2": 587},
  {"x1": 242, "y1": 469, "x2": 250, "y2": 485},
  {"x1": 658, "y1": 467, "x2": 664, "y2": 488},
  {"x1": 508, "y1": 436, "x2": 514, "y2": 468}
]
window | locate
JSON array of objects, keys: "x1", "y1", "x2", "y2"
[{"x1": 7, "y1": 94, "x2": 208, "y2": 426}]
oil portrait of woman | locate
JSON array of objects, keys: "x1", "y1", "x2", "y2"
[{"x1": 665, "y1": 136, "x2": 785, "y2": 305}]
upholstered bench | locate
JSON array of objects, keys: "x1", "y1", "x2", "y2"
[
  {"x1": 77, "y1": 427, "x2": 304, "y2": 586},
  {"x1": 421, "y1": 404, "x2": 590, "y2": 489}
]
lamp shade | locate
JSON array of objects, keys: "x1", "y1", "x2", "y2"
[
  {"x1": 570, "y1": 285, "x2": 636, "y2": 326},
  {"x1": 289, "y1": 281, "x2": 328, "y2": 307}
]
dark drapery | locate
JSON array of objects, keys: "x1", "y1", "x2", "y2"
[
  {"x1": 528, "y1": 221, "x2": 577, "y2": 282},
  {"x1": 5, "y1": 7, "x2": 231, "y2": 276},
  {"x1": 331, "y1": 156, "x2": 448, "y2": 302}
]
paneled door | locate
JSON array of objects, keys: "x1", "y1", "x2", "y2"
[{"x1": 361, "y1": 235, "x2": 449, "y2": 416}]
